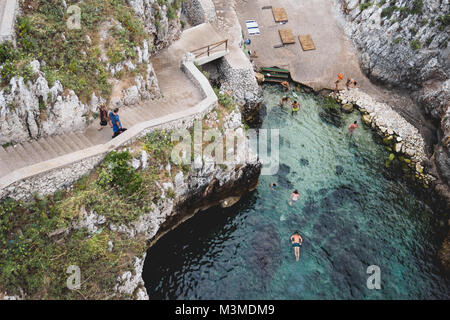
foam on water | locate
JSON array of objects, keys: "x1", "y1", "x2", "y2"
[{"x1": 143, "y1": 85, "x2": 449, "y2": 299}]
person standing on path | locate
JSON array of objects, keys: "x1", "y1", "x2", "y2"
[
  {"x1": 109, "y1": 108, "x2": 126, "y2": 138},
  {"x1": 290, "y1": 231, "x2": 303, "y2": 262},
  {"x1": 346, "y1": 78, "x2": 358, "y2": 89},
  {"x1": 334, "y1": 73, "x2": 344, "y2": 95},
  {"x1": 98, "y1": 105, "x2": 111, "y2": 131}
]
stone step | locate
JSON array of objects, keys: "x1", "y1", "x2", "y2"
[
  {"x1": 43, "y1": 137, "x2": 66, "y2": 156},
  {"x1": 0, "y1": 147, "x2": 11, "y2": 177},
  {"x1": 136, "y1": 105, "x2": 157, "y2": 120},
  {"x1": 21, "y1": 142, "x2": 43, "y2": 164},
  {"x1": 36, "y1": 139, "x2": 59, "y2": 159},
  {"x1": 52, "y1": 135, "x2": 73, "y2": 154},
  {"x1": 4, "y1": 145, "x2": 28, "y2": 170},
  {"x1": 59, "y1": 134, "x2": 82, "y2": 152},
  {"x1": 76, "y1": 133, "x2": 94, "y2": 147},
  {"x1": 68, "y1": 133, "x2": 86, "y2": 150},
  {"x1": 120, "y1": 112, "x2": 140, "y2": 127},
  {"x1": 30, "y1": 140, "x2": 53, "y2": 161},
  {"x1": 14, "y1": 144, "x2": 38, "y2": 166}
]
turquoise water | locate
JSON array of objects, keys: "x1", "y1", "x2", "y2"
[{"x1": 143, "y1": 85, "x2": 449, "y2": 299}]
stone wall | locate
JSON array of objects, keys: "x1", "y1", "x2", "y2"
[{"x1": 182, "y1": 0, "x2": 217, "y2": 26}]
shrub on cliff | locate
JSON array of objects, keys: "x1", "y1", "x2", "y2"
[
  {"x1": 1, "y1": 0, "x2": 149, "y2": 102},
  {"x1": 98, "y1": 150, "x2": 143, "y2": 198}
]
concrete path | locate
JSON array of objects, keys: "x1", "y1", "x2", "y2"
[{"x1": 0, "y1": 23, "x2": 223, "y2": 180}]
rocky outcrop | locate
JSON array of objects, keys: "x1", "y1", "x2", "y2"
[
  {"x1": 337, "y1": 88, "x2": 435, "y2": 184},
  {"x1": 128, "y1": 0, "x2": 183, "y2": 50},
  {"x1": 110, "y1": 107, "x2": 261, "y2": 299},
  {"x1": 0, "y1": 0, "x2": 183, "y2": 145},
  {"x1": 182, "y1": 0, "x2": 217, "y2": 26},
  {"x1": 340, "y1": 0, "x2": 450, "y2": 269},
  {"x1": 341, "y1": 1, "x2": 449, "y2": 184}
]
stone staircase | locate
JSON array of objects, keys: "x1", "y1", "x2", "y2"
[
  {"x1": 0, "y1": 23, "x2": 227, "y2": 193},
  {"x1": 0, "y1": 77, "x2": 202, "y2": 179}
]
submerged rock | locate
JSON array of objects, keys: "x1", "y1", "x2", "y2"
[
  {"x1": 249, "y1": 224, "x2": 282, "y2": 283},
  {"x1": 299, "y1": 158, "x2": 310, "y2": 166},
  {"x1": 336, "y1": 165, "x2": 344, "y2": 176}
]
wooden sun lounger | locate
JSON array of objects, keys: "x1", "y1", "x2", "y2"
[
  {"x1": 279, "y1": 29, "x2": 295, "y2": 44},
  {"x1": 272, "y1": 7, "x2": 288, "y2": 23},
  {"x1": 299, "y1": 35, "x2": 316, "y2": 51}
]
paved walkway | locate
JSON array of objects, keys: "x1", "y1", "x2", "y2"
[{"x1": 0, "y1": 23, "x2": 224, "y2": 180}]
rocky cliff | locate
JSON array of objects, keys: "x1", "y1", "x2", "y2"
[
  {"x1": 341, "y1": 0, "x2": 449, "y2": 187},
  {"x1": 340, "y1": 0, "x2": 450, "y2": 270},
  {"x1": 0, "y1": 0, "x2": 184, "y2": 145},
  {"x1": 0, "y1": 97, "x2": 262, "y2": 299}
]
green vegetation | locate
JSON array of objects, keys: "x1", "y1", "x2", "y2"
[
  {"x1": 381, "y1": 5, "x2": 397, "y2": 19},
  {"x1": 393, "y1": 37, "x2": 402, "y2": 44},
  {"x1": 360, "y1": 1, "x2": 373, "y2": 11},
  {"x1": 213, "y1": 87, "x2": 235, "y2": 111},
  {"x1": 410, "y1": 39, "x2": 422, "y2": 50},
  {"x1": 410, "y1": 0, "x2": 423, "y2": 15},
  {"x1": 0, "y1": 129, "x2": 181, "y2": 299},
  {"x1": 0, "y1": 0, "x2": 157, "y2": 103}
]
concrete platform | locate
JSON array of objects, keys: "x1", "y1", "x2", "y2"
[{"x1": 235, "y1": 0, "x2": 372, "y2": 92}]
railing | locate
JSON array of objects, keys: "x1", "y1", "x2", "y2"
[{"x1": 191, "y1": 39, "x2": 228, "y2": 58}]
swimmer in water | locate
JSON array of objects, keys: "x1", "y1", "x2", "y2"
[
  {"x1": 289, "y1": 189, "x2": 300, "y2": 206},
  {"x1": 270, "y1": 182, "x2": 278, "y2": 190},
  {"x1": 291, "y1": 101, "x2": 300, "y2": 116},
  {"x1": 280, "y1": 96, "x2": 290, "y2": 106},
  {"x1": 348, "y1": 120, "x2": 359, "y2": 136},
  {"x1": 290, "y1": 231, "x2": 303, "y2": 261}
]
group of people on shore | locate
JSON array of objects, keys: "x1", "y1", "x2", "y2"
[{"x1": 98, "y1": 105, "x2": 127, "y2": 138}]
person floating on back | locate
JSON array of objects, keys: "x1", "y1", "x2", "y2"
[
  {"x1": 348, "y1": 120, "x2": 359, "y2": 135},
  {"x1": 291, "y1": 100, "x2": 300, "y2": 116},
  {"x1": 98, "y1": 105, "x2": 111, "y2": 131},
  {"x1": 290, "y1": 231, "x2": 303, "y2": 261},
  {"x1": 289, "y1": 189, "x2": 300, "y2": 206},
  {"x1": 109, "y1": 108, "x2": 127, "y2": 138}
]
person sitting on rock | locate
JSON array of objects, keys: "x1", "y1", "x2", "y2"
[
  {"x1": 281, "y1": 81, "x2": 290, "y2": 91},
  {"x1": 346, "y1": 78, "x2": 358, "y2": 89}
]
